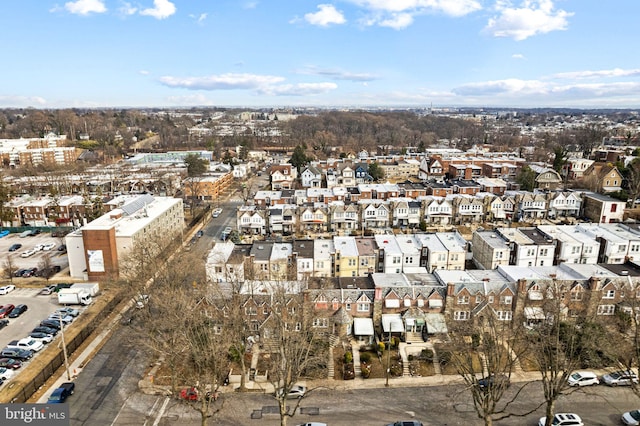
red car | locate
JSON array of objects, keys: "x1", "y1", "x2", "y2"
[
  {"x1": 0, "y1": 304, "x2": 15, "y2": 319},
  {"x1": 180, "y1": 387, "x2": 199, "y2": 401},
  {"x1": 0, "y1": 358, "x2": 21, "y2": 369}
]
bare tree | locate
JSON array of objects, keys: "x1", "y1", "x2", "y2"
[
  {"x1": 260, "y1": 281, "x2": 327, "y2": 426},
  {"x1": 3, "y1": 256, "x2": 16, "y2": 283},
  {"x1": 37, "y1": 253, "x2": 54, "y2": 282},
  {"x1": 447, "y1": 314, "x2": 532, "y2": 426}
]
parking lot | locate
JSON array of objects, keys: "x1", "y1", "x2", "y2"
[
  {"x1": 0, "y1": 231, "x2": 68, "y2": 277},
  {"x1": 0, "y1": 286, "x2": 86, "y2": 379}
]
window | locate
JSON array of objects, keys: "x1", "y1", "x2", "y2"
[
  {"x1": 571, "y1": 291, "x2": 583, "y2": 301},
  {"x1": 500, "y1": 295, "x2": 513, "y2": 305},
  {"x1": 404, "y1": 298, "x2": 411, "y2": 307},
  {"x1": 475, "y1": 295, "x2": 482, "y2": 303},
  {"x1": 312, "y1": 318, "x2": 328, "y2": 328},
  {"x1": 597, "y1": 304, "x2": 615, "y2": 315},
  {"x1": 496, "y1": 311, "x2": 512, "y2": 321},
  {"x1": 245, "y1": 306, "x2": 257, "y2": 316},
  {"x1": 611, "y1": 204, "x2": 617, "y2": 213},
  {"x1": 345, "y1": 302, "x2": 352, "y2": 310},
  {"x1": 457, "y1": 295, "x2": 470, "y2": 305},
  {"x1": 604, "y1": 289, "x2": 615, "y2": 299},
  {"x1": 454, "y1": 311, "x2": 470, "y2": 321},
  {"x1": 357, "y1": 303, "x2": 369, "y2": 312},
  {"x1": 488, "y1": 295, "x2": 495, "y2": 303}
]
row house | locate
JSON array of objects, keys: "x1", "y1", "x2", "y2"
[
  {"x1": 536, "y1": 225, "x2": 599, "y2": 265},
  {"x1": 426, "y1": 181, "x2": 454, "y2": 197},
  {"x1": 581, "y1": 163, "x2": 623, "y2": 193},
  {"x1": 389, "y1": 199, "x2": 421, "y2": 228},
  {"x1": 328, "y1": 202, "x2": 359, "y2": 232},
  {"x1": 355, "y1": 237, "x2": 377, "y2": 276},
  {"x1": 484, "y1": 195, "x2": 515, "y2": 222},
  {"x1": 334, "y1": 236, "x2": 360, "y2": 277},
  {"x1": 293, "y1": 239, "x2": 314, "y2": 281},
  {"x1": 357, "y1": 183, "x2": 400, "y2": 200},
  {"x1": 481, "y1": 162, "x2": 518, "y2": 180},
  {"x1": 360, "y1": 201, "x2": 390, "y2": 230},
  {"x1": 398, "y1": 181, "x2": 428, "y2": 198},
  {"x1": 514, "y1": 192, "x2": 547, "y2": 222},
  {"x1": 270, "y1": 164, "x2": 297, "y2": 190},
  {"x1": 471, "y1": 231, "x2": 511, "y2": 270},
  {"x1": 237, "y1": 206, "x2": 268, "y2": 235},
  {"x1": 581, "y1": 192, "x2": 625, "y2": 223},
  {"x1": 337, "y1": 165, "x2": 356, "y2": 187},
  {"x1": 451, "y1": 179, "x2": 481, "y2": 196},
  {"x1": 475, "y1": 177, "x2": 507, "y2": 196},
  {"x1": 496, "y1": 227, "x2": 555, "y2": 267},
  {"x1": 575, "y1": 223, "x2": 637, "y2": 264},
  {"x1": 562, "y1": 157, "x2": 594, "y2": 180},
  {"x1": 547, "y1": 191, "x2": 582, "y2": 219},
  {"x1": 422, "y1": 197, "x2": 453, "y2": 226},
  {"x1": 299, "y1": 206, "x2": 329, "y2": 233},
  {"x1": 267, "y1": 205, "x2": 297, "y2": 235},
  {"x1": 439, "y1": 269, "x2": 517, "y2": 324},
  {"x1": 451, "y1": 196, "x2": 484, "y2": 224},
  {"x1": 254, "y1": 191, "x2": 283, "y2": 207}
]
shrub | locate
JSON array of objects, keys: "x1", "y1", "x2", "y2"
[
  {"x1": 344, "y1": 351, "x2": 353, "y2": 364},
  {"x1": 439, "y1": 350, "x2": 452, "y2": 365},
  {"x1": 421, "y1": 349, "x2": 434, "y2": 362},
  {"x1": 408, "y1": 354, "x2": 414, "y2": 361},
  {"x1": 378, "y1": 342, "x2": 386, "y2": 353},
  {"x1": 391, "y1": 336, "x2": 400, "y2": 349},
  {"x1": 361, "y1": 363, "x2": 371, "y2": 378},
  {"x1": 360, "y1": 352, "x2": 372, "y2": 363}
]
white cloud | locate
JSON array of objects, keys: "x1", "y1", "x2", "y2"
[
  {"x1": 139, "y1": 70, "x2": 150, "y2": 75},
  {"x1": 553, "y1": 68, "x2": 640, "y2": 80},
  {"x1": 140, "y1": 0, "x2": 176, "y2": 20},
  {"x1": 378, "y1": 13, "x2": 414, "y2": 29},
  {"x1": 298, "y1": 66, "x2": 377, "y2": 82},
  {"x1": 64, "y1": 0, "x2": 107, "y2": 15},
  {"x1": 118, "y1": 2, "x2": 138, "y2": 16},
  {"x1": 512, "y1": 53, "x2": 525, "y2": 59},
  {"x1": 348, "y1": 0, "x2": 482, "y2": 17},
  {"x1": 0, "y1": 96, "x2": 47, "y2": 108},
  {"x1": 304, "y1": 4, "x2": 346, "y2": 27},
  {"x1": 485, "y1": 0, "x2": 573, "y2": 41},
  {"x1": 189, "y1": 13, "x2": 207, "y2": 25},
  {"x1": 158, "y1": 73, "x2": 285, "y2": 90},
  {"x1": 258, "y1": 82, "x2": 338, "y2": 96},
  {"x1": 243, "y1": 1, "x2": 259, "y2": 9}
]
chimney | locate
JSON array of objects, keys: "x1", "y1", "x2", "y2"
[{"x1": 447, "y1": 282, "x2": 455, "y2": 297}]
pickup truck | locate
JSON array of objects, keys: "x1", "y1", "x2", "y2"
[
  {"x1": 6, "y1": 338, "x2": 44, "y2": 353},
  {"x1": 47, "y1": 382, "x2": 75, "y2": 403}
]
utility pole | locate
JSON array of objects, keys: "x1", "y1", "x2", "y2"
[
  {"x1": 385, "y1": 331, "x2": 391, "y2": 387},
  {"x1": 58, "y1": 315, "x2": 71, "y2": 381}
]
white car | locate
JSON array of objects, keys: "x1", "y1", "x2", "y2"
[
  {"x1": 0, "y1": 285, "x2": 15, "y2": 295},
  {"x1": 41, "y1": 243, "x2": 56, "y2": 251},
  {"x1": 20, "y1": 249, "x2": 37, "y2": 258},
  {"x1": 48, "y1": 313, "x2": 74, "y2": 324},
  {"x1": 13, "y1": 338, "x2": 44, "y2": 352},
  {"x1": 212, "y1": 208, "x2": 223, "y2": 218},
  {"x1": 622, "y1": 409, "x2": 640, "y2": 425},
  {"x1": 276, "y1": 385, "x2": 307, "y2": 399},
  {"x1": 0, "y1": 367, "x2": 14, "y2": 381},
  {"x1": 567, "y1": 371, "x2": 600, "y2": 387},
  {"x1": 538, "y1": 413, "x2": 583, "y2": 426}
]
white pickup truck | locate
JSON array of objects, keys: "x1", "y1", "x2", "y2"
[{"x1": 6, "y1": 338, "x2": 44, "y2": 353}]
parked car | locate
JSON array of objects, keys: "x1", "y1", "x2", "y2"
[
  {"x1": 19, "y1": 230, "x2": 33, "y2": 238},
  {"x1": 0, "y1": 358, "x2": 21, "y2": 369},
  {"x1": 602, "y1": 370, "x2": 639, "y2": 386},
  {"x1": 0, "y1": 305, "x2": 15, "y2": 319},
  {"x1": 20, "y1": 249, "x2": 37, "y2": 258},
  {"x1": 0, "y1": 285, "x2": 15, "y2": 295},
  {"x1": 21, "y1": 267, "x2": 38, "y2": 278},
  {"x1": 7, "y1": 338, "x2": 44, "y2": 352},
  {"x1": 0, "y1": 230, "x2": 9, "y2": 238},
  {"x1": 14, "y1": 269, "x2": 28, "y2": 277},
  {"x1": 36, "y1": 265, "x2": 61, "y2": 278},
  {"x1": 196, "y1": 230, "x2": 204, "y2": 238},
  {"x1": 538, "y1": 413, "x2": 583, "y2": 426},
  {"x1": 0, "y1": 319, "x2": 8, "y2": 330},
  {"x1": 8, "y1": 243, "x2": 21, "y2": 252},
  {"x1": 57, "y1": 244, "x2": 67, "y2": 252},
  {"x1": 276, "y1": 385, "x2": 307, "y2": 399},
  {"x1": 8, "y1": 304, "x2": 27, "y2": 318},
  {"x1": 0, "y1": 348, "x2": 33, "y2": 361},
  {"x1": 622, "y1": 409, "x2": 640, "y2": 425},
  {"x1": 40, "y1": 285, "x2": 57, "y2": 295},
  {"x1": 41, "y1": 242, "x2": 56, "y2": 251},
  {"x1": 180, "y1": 387, "x2": 199, "y2": 401},
  {"x1": 56, "y1": 307, "x2": 80, "y2": 317},
  {"x1": 29, "y1": 332, "x2": 53, "y2": 343},
  {"x1": 568, "y1": 371, "x2": 600, "y2": 387},
  {"x1": 39, "y1": 320, "x2": 62, "y2": 330},
  {"x1": 32, "y1": 326, "x2": 58, "y2": 336},
  {"x1": 386, "y1": 422, "x2": 423, "y2": 426},
  {"x1": 47, "y1": 382, "x2": 75, "y2": 403},
  {"x1": 47, "y1": 313, "x2": 73, "y2": 324},
  {"x1": 297, "y1": 423, "x2": 328, "y2": 426},
  {"x1": 212, "y1": 208, "x2": 223, "y2": 218},
  {"x1": 0, "y1": 366, "x2": 14, "y2": 381},
  {"x1": 477, "y1": 374, "x2": 510, "y2": 390}
]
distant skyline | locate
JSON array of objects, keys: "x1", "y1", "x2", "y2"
[{"x1": 2, "y1": 1, "x2": 640, "y2": 109}]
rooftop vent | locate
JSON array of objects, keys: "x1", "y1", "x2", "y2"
[
  {"x1": 258, "y1": 245, "x2": 264, "y2": 250},
  {"x1": 621, "y1": 270, "x2": 629, "y2": 276}
]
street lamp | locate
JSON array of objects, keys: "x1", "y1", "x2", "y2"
[
  {"x1": 385, "y1": 330, "x2": 391, "y2": 387},
  {"x1": 57, "y1": 315, "x2": 71, "y2": 381}
]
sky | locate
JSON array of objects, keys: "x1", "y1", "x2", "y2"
[{"x1": 2, "y1": 0, "x2": 640, "y2": 109}]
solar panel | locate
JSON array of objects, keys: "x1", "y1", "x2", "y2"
[{"x1": 121, "y1": 194, "x2": 155, "y2": 216}]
